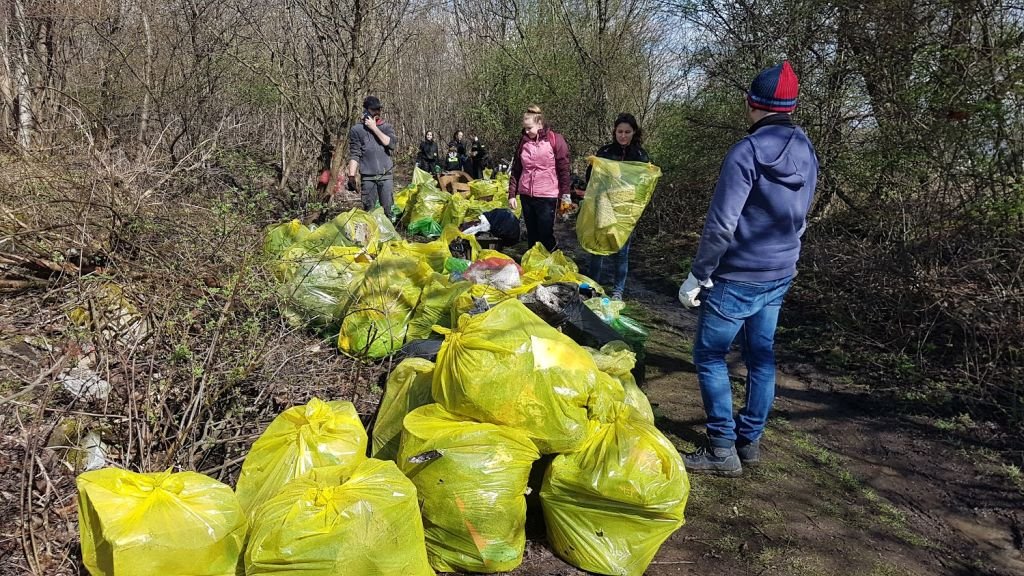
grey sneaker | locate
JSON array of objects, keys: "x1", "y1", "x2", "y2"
[
  {"x1": 737, "y1": 441, "x2": 760, "y2": 465},
  {"x1": 684, "y1": 445, "x2": 742, "y2": 477},
  {"x1": 610, "y1": 290, "x2": 623, "y2": 301}
]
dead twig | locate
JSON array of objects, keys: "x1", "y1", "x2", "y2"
[{"x1": 0, "y1": 352, "x2": 71, "y2": 405}]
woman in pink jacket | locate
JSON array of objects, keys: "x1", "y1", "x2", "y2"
[{"x1": 508, "y1": 105, "x2": 571, "y2": 251}]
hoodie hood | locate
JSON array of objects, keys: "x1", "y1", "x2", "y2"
[{"x1": 748, "y1": 125, "x2": 809, "y2": 189}]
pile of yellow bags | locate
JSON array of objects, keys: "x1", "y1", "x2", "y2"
[
  {"x1": 78, "y1": 397, "x2": 436, "y2": 576},
  {"x1": 363, "y1": 300, "x2": 689, "y2": 575}
]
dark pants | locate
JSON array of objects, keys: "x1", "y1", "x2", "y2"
[
  {"x1": 521, "y1": 195, "x2": 557, "y2": 252},
  {"x1": 360, "y1": 176, "x2": 394, "y2": 215}
]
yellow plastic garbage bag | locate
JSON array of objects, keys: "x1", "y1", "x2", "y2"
[
  {"x1": 407, "y1": 274, "x2": 472, "y2": 341},
  {"x1": 540, "y1": 404, "x2": 689, "y2": 576},
  {"x1": 370, "y1": 206, "x2": 400, "y2": 243},
  {"x1": 394, "y1": 227, "x2": 481, "y2": 274},
  {"x1": 586, "y1": 341, "x2": 654, "y2": 423},
  {"x1": 333, "y1": 208, "x2": 383, "y2": 251},
  {"x1": 439, "y1": 193, "x2": 472, "y2": 230},
  {"x1": 406, "y1": 181, "x2": 451, "y2": 238},
  {"x1": 372, "y1": 358, "x2": 436, "y2": 461},
  {"x1": 301, "y1": 214, "x2": 363, "y2": 254},
  {"x1": 278, "y1": 246, "x2": 368, "y2": 329},
  {"x1": 245, "y1": 460, "x2": 435, "y2": 576},
  {"x1": 398, "y1": 404, "x2": 539, "y2": 573},
  {"x1": 520, "y1": 243, "x2": 601, "y2": 289},
  {"x1": 433, "y1": 299, "x2": 602, "y2": 453},
  {"x1": 395, "y1": 183, "x2": 418, "y2": 214},
  {"x1": 577, "y1": 157, "x2": 662, "y2": 255},
  {"x1": 235, "y1": 398, "x2": 367, "y2": 519},
  {"x1": 68, "y1": 282, "x2": 152, "y2": 346},
  {"x1": 77, "y1": 468, "x2": 247, "y2": 576},
  {"x1": 412, "y1": 165, "x2": 434, "y2": 186},
  {"x1": 337, "y1": 254, "x2": 433, "y2": 358},
  {"x1": 469, "y1": 179, "x2": 501, "y2": 200},
  {"x1": 264, "y1": 219, "x2": 310, "y2": 258}
]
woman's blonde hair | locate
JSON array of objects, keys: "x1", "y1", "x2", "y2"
[{"x1": 523, "y1": 104, "x2": 544, "y2": 125}]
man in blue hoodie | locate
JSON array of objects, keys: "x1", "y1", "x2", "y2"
[{"x1": 678, "y1": 61, "x2": 818, "y2": 476}]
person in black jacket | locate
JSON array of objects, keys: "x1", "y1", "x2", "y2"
[
  {"x1": 449, "y1": 130, "x2": 468, "y2": 171},
  {"x1": 583, "y1": 113, "x2": 650, "y2": 300},
  {"x1": 416, "y1": 131, "x2": 440, "y2": 173},
  {"x1": 469, "y1": 136, "x2": 490, "y2": 179}
]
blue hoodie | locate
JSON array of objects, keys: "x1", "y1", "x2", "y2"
[{"x1": 691, "y1": 114, "x2": 818, "y2": 282}]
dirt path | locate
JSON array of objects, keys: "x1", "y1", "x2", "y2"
[{"x1": 501, "y1": 226, "x2": 1024, "y2": 576}]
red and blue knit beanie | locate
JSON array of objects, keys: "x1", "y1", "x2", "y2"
[{"x1": 747, "y1": 61, "x2": 799, "y2": 113}]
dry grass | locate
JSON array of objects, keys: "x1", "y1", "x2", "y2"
[{"x1": 0, "y1": 149, "x2": 385, "y2": 574}]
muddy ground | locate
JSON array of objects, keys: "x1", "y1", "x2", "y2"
[{"x1": 492, "y1": 225, "x2": 1024, "y2": 576}]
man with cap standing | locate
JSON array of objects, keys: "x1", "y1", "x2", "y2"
[
  {"x1": 347, "y1": 95, "x2": 398, "y2": 218},
  {"x1": 678, "y1": 61, "x2": 818, "y2": 476}
]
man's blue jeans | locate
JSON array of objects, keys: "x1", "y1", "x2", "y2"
[
  {"x1": 588, "y1": 238, "x2": 631, "y2": 296},
  {"x1": 693, "y1": 276, "x2": 793, "y2": 448}
]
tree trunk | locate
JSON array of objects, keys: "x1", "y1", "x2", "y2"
[{"x1": 11, "y1": 0, "x2": 33, "y2": 150}]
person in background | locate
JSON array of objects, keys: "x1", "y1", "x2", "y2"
[
  {"x1": 449, "y1": 130, "x2": 468, "y2": 172},
  {"x1": 469, "y1": 136, "x2": 490, "y2": 179},
  {"x1": 443, "y1": 146, "x2": 462, "y2": 172},
  {"x1": 678, "y1": 61, "x2": 818, "y2": 477},
  {"x1": 347, "y1": 95, "x2": 397, "y2": 219},
  {"x1": 508, "y1": 105, "x2": 571, "y2": 252},
  {"x1": 417, "y1": 131, "x2": 440, "y2": 173},
  {"x1": 582, "y1": 112, "x2": 650, "y2": 300}
]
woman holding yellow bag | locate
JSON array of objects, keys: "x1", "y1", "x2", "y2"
[{"x1": 583, "y1": 113, "x2": 650, "y2": 300}]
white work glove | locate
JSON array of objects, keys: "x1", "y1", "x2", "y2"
[
  {"x1": 463, "y1": 214, "x2": 491, "y2": 236},
  {"x1": 678, "y1": 272, "x2": 713, "y2": 308}
]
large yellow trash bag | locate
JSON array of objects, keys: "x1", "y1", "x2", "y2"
[
  {"x1": 433, "y1": 299, "x2": 602, "y2": 453},
  {"x1": 337, "y1": 254, "x2": 433, "y2": 358},
  {"x1": 407, "y1": 274, "x2": 472, "y2": 341},
  {"x1": 406, "y1": 180, "x2": 451, "y2": 237},
  {"x1": 439, "y1": 192, "x2": 473, "y2": 230},
  {"x1": 412, "y1": 165, "x2": 434, "y2": 186},
  {"x1": 469, "y1": 179, "x2": 501, "y2": 200},
  {"x1": 235, "y1": 398, "x2": 367, "y2": 519},
  {"x1": 399, "y1": 226, "x2": 482, "y2": 273},
  {"x1": 587, "y1": 341, "x2": 654, "y2": 423},
  {"x1": 395, "y1": 183, "x2": 418, "y2": 214},
  {"x1": 77, "y1": 468, "x2": 247, "y2": 576},
  {"x1": 540, "y1": 404, "x2": 689, "y2": 576},
  {"x1": 370, "y1": 206, "x2": 400, "y2": 242},
  {"x1": 245, "y1": 460, "x2": 435, "y2": 576},
  {"x1": 330, "y1": 208, "x2": 385, "y2": 252},
  {"x1": 278, "y1": 246, "x2": 368, "y2": 330},
  {"x1": 398, "y1": 404, "x2": 540, "y2": 573},
  {"x1": 577, "y1": 157, "x2": 662, "y2": 255},
  {"x1": 264, "y1": 219, "x2": 310, "y2": 259},
  {"x1": 520, "y1": 243, "x2": 601, "y2": 288},
  {"x1": 372, "y1": 358, "x2": 436, "y2": 461}
]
